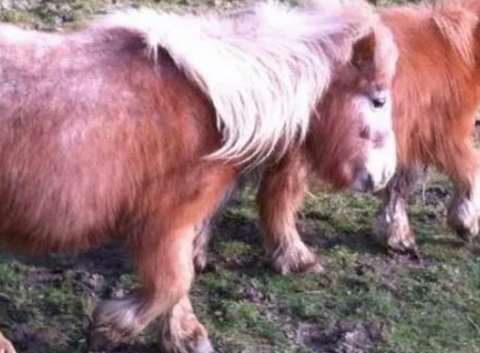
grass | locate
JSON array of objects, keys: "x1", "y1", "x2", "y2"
[
  {"x1": 191, "y1": 174, "x2": 480, "y2": 353},
  {"x1": 2, "y1": 173, "x2": 475, "y2": 353},
  {"x1": 0, "y1": 1, "x2": 479, "y2": 353}
]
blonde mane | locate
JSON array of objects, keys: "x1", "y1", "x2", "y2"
[{"x1": 100, "y1": 1, "x2": 376, "y2": 164}]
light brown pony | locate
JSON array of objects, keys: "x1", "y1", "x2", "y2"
[
  {"x1": 191, "y1": 0, "x2": 480, "y2": 278},
  {"x1": 0, "y1": 1, "x2": 398, "y2": 353},
  {"x1": 374, "y1": 0, "x2": 480, "y2": 253},
  {"x1": 256, "y1": 0, "x2": 480, "y2": 270}
]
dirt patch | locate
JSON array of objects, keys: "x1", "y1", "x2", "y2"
[{"x1": 299, "y1": 321, "x2": 384, "y2": 353}]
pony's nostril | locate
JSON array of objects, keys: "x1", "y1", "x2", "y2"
[
  {"x1": 353, "y1": 170, "x2": 375, "y2": 193},
  {"x1": 360, "y1": 126, "x2": 371, "y2": 140},
  {"x1": 372, "y1": 132, "x2": 386, "y2": 148},
  {"x1": 364, "y1": 173, "x2": 375, "y2": 192}
]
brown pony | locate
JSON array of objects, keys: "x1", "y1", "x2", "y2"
[
  {"x1": 192, "y1": 0, "x2": 480, "y2": 279},
  {"x1": 0, "y1": 1, "x2": 398, "y2": 352},
  {"x1": 374, "y1": 0, "x2": 480, "y2": 253},
  {"x1": 266, "y1": 0, "x2": 480, "y2": 263}
]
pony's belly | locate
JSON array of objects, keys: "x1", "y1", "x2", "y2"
[{"x1": 0, "y1": 188, "x2": 120, "y2": 253}]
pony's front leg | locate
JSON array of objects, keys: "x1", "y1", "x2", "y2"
[
  {"x1": 192, "y1": 219, "x2": 212, "y2": 273},
  {"x1": 92, "y1": 223, "x2": 211, "y2": 353},
  {"x1": 92, "y1": 165, "x2": 235, "y2": 352},
  {"x1": 447, "y1": 150, "x2": 480, "y2": 242},
  {"x1": 258, "y1": 151, "x2": 323, "y2": 274},
  {"x1": 448, "y1": 186, "x2": 480, "y2": 242},
  {"x1": 0, "y1": 332, "x2": 16, "y2": 353},
  {"x1": 374, "y1": 168, "x2": 421, "y2": 255},
  {"x1": 159, "y1": 295, "x2": 212, "y2": 353}
]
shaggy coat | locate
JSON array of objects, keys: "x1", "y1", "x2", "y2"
[
  {"x1": 196, "y1": 0, "x2": 480, "y2": 277},
  {"x1": 375, "y1": 0, "x2": 480, "y2": 252},
  {"x1": 0, "y1": 2, "x2": 398, "y2": 353}
]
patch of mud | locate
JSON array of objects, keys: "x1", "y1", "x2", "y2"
[{"x1": 298, "y1": 321, "x2": 384, "y2": 353}]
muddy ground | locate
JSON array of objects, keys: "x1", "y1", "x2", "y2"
[
  {"x1": 0, "y1": 1, "x2": 479, "y2": 353},
  {"x1": 2, "y1": 172, "x2": 479, "y2": 353}
]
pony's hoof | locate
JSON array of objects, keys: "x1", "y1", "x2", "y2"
[
  {"x1": 90, "y1": 298, "x2": 145, "y2": 349},
  {"x1": 0, "y1": 335, "x2": 16, "y2": 353},
  {"x1": 160, "y1": 337, "x2": 214, "y2": 353},
  {"x1": 386, "y1": 236, "x2": 419, "y2": 262},
  {"x1": 448, "y1": 195, "x2": 480, "y2": 243},
  {"x1": 386, "y1": 229, "x2": 418, "y2": 255},
  {"x1": 270, "y1": 243, "x2": 324, "y2": 275},
  {"x1": 159, "y1": 297, "x2": 214, "y2": 353},
  {"x1": 195, "y1": 338, "x2": 215, "y2": 353},
  {"x1": 374, "y1": 207, "x2": 417, "y2": 255},
  {"x1": 388, "y1": 242, "x2": 420, "y2": 261},
  {"x1": 453, "y1": 225, "x2": 479, "y2": 243},
  {"x1": 160, "y1": 319, "x2": 214, "y2": 353},
  {"x1": 448, "y1": 212, "x2": 479, "y2": 243}
]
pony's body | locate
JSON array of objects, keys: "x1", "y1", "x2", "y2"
[
  {"x1": 375, "y1": 0, "x2": 480, "y2": 251},
  {"x1": 0, "y1": 25, "x2": 228, "y2": 253},
  {"x1": 204, "y1": 0, "x2": 480, "y2": 277},
  {"x1": 0, "y1": 2, "x2": 398, "y2": 352}
]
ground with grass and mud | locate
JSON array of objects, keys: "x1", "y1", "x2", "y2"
[{"x1": 0, "y1": 0, "x2": 479, "y2": 353}]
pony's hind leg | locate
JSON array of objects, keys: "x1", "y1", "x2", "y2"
[
  {"x1": 92, "y1": 223, "x2": 211, "y2": 353},
  {"x1": 374, "y1": 168, "x2": 423, "y2": 255},
  {"x1": 0, "y1": 332, "x2": 16, "y2": 353},
  {"x1": 258, "y1": 151, "x2": 323, "y2": 274}
]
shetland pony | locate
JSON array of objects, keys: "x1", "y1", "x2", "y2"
[
  {"x1": 192, "y1": 0, "x2": 480, "y2": 280},
  {"x1": 256, "y1": 0, "x2": 480, "y2": 270},
  {"x1": 0, "y1": 1, "x2": 398, "y2": 352},
  {"x1": 374, "y1": 0, "x2": 480, "y2": 254}
]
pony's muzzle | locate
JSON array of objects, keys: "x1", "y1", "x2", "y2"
[
  {"x1": 352, "y1": 134, "x2": 397, "y2": 193},
  {"x1": 352, "y1": 170, "x2": 375, "y2": 192},
  {"x1": 352, "y1": 166, "x2": 394, "y2": 193}
]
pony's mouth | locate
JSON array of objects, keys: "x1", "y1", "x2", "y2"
[{"x1": 351, "y1": 165, "x2": 395, "y2": 193}]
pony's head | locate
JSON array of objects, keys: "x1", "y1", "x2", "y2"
[{"x1": 307, "y1": 16, "x2": 398, "y2": 192}]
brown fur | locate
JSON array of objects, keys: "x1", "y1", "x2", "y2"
[
  {"x1": 376, "y1": 0, "x2": 480, "y2": 251},
  {"x1": 382, "y1": 1, "x2": 480, "y2": 186},
  {"x1": 0, "y1": 6, "x2": 395, "y2": 353},
  {"x1": 192, "y1": 0, "x2": 480, "y2": 274}
]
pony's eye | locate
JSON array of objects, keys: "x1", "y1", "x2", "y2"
[
  {"x1": 369, "y1": 92, "x2": 387, "y2": 109},
  {"x1": 371, "y1": 97, "x2": 386, "y2": 108}
]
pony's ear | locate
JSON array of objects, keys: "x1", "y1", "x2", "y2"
[{"x1": 351, "y1": 31, "x2": 376, "y2": 69}]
